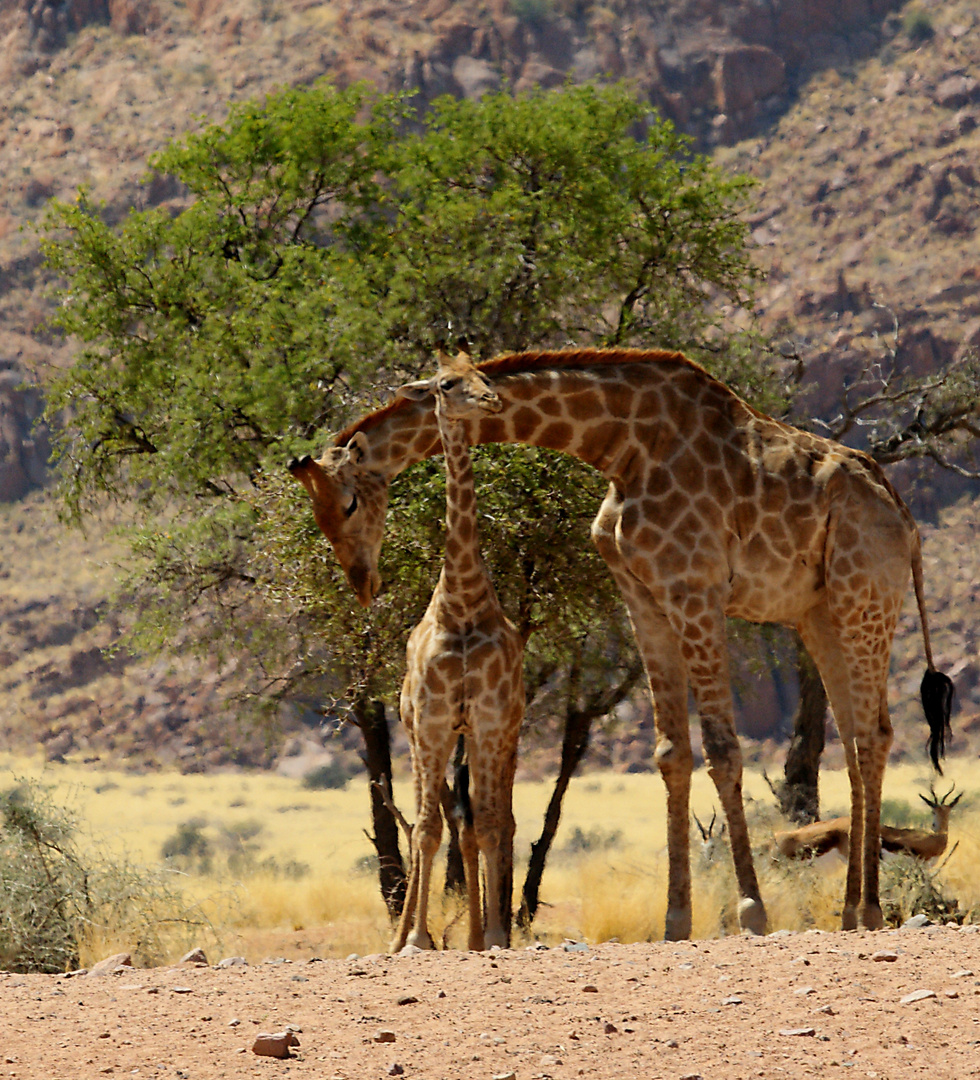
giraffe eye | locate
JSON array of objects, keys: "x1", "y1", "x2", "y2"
[
  {"x1": 439, "y1": 377, "x2": 460, "y2": 392},
  {"x1": 344, "y1": 492, "x2": 358, "y2": 518}
]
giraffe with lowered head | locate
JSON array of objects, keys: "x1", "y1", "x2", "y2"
[
  {"x1": 388, "y1": 349, "x2": 525, "y2": 953},
  {"x1": 289, "y1": 347, "x2": 954, "y2": 938}
]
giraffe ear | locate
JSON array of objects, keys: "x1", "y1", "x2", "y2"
[
  {"x1": 396, "y1": 379, "x2": 434, "y2": 402},
  {"x1": 346, "y1": 430, "x2": 370, "y2": 464}
]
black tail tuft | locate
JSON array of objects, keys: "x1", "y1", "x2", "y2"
[{"x1": 920, "y1": 668, "x2": 954, "y2": 773}]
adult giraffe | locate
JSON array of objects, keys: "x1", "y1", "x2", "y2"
[
  {"x1": 390, "y1": 351, "x2": 524, "y2": 953},
  {"x1": 289, "y1": 347, "x2": 953, "y2": 938}
]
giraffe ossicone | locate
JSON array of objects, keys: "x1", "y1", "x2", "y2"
[{"x1": 289, "y1": 347, "x2": 954, "y2": 940}]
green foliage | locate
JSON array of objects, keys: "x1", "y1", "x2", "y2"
[
  {"x1": 562, "y1": 825, "x2": 623, "y2": 855},
  {"x1": 902, "y1": 9, "x2": 935, "y2": 44},
  {"x1": 161, "y1": 818, "x2": 213, "y2": 872},
  {"x1": 880, "y1": 797, "x2": 927, "y2": 830},
  {"x1": 38, "y1": 79, "x2": 768, "y2": 728},
  {"x1": 161, "y1": 815, "x2": 310, "y2": 879},
  {"x1": 509, "y1": 0, "x2": 553, "y2": 26},
  {"x1": 1, "y1": 782, "x2": 209, "y2": 972},
  {"x1": 301, "y1": 761, "x2": 350, "y2": 790}
]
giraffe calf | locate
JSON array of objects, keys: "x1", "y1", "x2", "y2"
[{"x1": 389, "y1": 349, "x2": 525, "y2": 954}]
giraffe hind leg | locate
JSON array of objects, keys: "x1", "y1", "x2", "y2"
[{"x1": 799, "y1": 601, "x2": 894, "y2": 931}]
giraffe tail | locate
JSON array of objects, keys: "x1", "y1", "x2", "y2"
[{"x1": 912, "y1": 530, "x2": 954, "y2": 773}]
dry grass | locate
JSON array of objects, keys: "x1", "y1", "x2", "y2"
[{"x1": 2, "y1": 753, "x2": 977, "y2": 965}]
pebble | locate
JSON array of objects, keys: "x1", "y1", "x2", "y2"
[
  {"x1": 179, "y1": 948, "x2": 208, "y2": 965},
  {"x1": 779, "y1": 1028, "x2": 816, "y2": 1037},
  {"x1": 492, "y1": 1073, "x2": 517, "y2": 1080},
  {"x1": 900, "y1": 989, "x2": 938, "y2": 1004},
  {"x1": 217, "y1": 956, "x2": 248, "y2": 968},
  {"x1": 794, "y1": 986, "x2": 816, "y2": 996},
  {"x1": 387, "y1": 1065, "x2": 404, "y2": 1076},
  {"x1": 582, "y1": 984, "x2": 599, "y2": 993},
  {"x1": 721, "y1": 996, "x2": 743, "y2": 1005},
  {"x1": 375, "y1": 1030, "x2": 397, "y2": 1044},
  {"x1": 952, "y1": 970, "x2": 974, "y2": 978},
  {"x1": 872, "y1": 951, "x2": 899, "y2": 962},
  {"x1": 901, "y1": 914, "x2": 932, "y2": 929},
  {"x1": 604, "y1": 1022, "x2": 618, "y2": 1034},
  {"x1": 396, "y1": 994, "x2": 419, "y2": 1005}
]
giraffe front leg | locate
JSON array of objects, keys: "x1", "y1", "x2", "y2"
[
  {"x1": 390, "y1": 843, "x2": 422, "y2": 954},
  {"x1": 683, "y1": 605, "x2": 767, "y2": 936},
  {"x1": 699, "y1": 711, "x2": 767, "y2": 935},
  {"x1": 405, "y1": 804, "x2": 442, "y2": 951},
  {"x1": 626, "y1": 599, "x2": 696, "y2": 941}
]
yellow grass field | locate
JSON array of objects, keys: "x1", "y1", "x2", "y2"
[{"x1": 1, "y1": 752, "x2": 978, "y2": 965}]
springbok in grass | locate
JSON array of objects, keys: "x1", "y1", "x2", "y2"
[
  {"x1": 693, "y1": 810, "x2": 728, "y2": 867},
  {"x1": 774, "y1": 785, "x2": 962, "y2": 863}
]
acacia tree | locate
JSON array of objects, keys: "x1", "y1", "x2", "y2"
[{"x1": 39, "y1": 79, "x2": 766, "y2": 922}]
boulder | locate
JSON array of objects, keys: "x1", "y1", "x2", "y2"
[
  {"x1": 452, "y1": 56, "x2": 500, "y2": 100},
  {"x1": 86, "y1": 952, "x2": 133, "y2": 977},
  {"x1": 713, "y1": 45, "x2": 786, "y2": 115},
  {"x1": 252, "y1": 1031, "x2": 300, "y2": 1059}
]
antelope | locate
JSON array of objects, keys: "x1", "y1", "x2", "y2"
[
  {"x1": 774, "y1": 785, "x2": 962, "y2": 863},
  {"x1": 693, "y1": 810, "x2": 728, "y2": 867}
]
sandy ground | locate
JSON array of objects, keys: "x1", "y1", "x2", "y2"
[{"x1": 2, "y1": 925, "x2": 980, "y2": 1080}]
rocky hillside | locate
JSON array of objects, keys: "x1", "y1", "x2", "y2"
[{"x1": 0, "y1": 0, "x2": 978, "y2": 771}]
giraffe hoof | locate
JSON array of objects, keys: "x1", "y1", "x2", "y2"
[
  {"x1": 737, "y1": 897, "x2": 768, "y2": 936},
  {"x1": 860, "y1": 905, "x2": 885, "y2": 931},
  {"x1": 664, "y1": 909, "x2": 692, "y2": 941}
]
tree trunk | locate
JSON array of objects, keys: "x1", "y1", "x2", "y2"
[
  {"x1": 775, "y1": 637, "x2": 827, "y2": 825},
  {"x1": 517, "y1": 706, "x2": 593, "y2": 928},
  {"x1": 355, "y1": 698, "x2": 407, "y2": 919}
]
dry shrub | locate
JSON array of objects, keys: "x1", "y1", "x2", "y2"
[{"x1": 0, "y1": 780, "x2": 216, "y2": 972}]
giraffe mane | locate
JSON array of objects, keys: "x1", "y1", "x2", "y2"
[{"x1": 333, "y1": 347, "x2": 692, "y2": 447}]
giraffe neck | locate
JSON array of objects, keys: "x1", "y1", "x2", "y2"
[
  {"x1": 345, "y1": 353, "x2": 740, "y2": 482},
  {"x1": 435, "y1": 404, "x2": 493, "y2": 620}
]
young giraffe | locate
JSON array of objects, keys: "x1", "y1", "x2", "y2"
[
  {"x1": 388, "y1": 350, "x2": 525, "y2": 953},
  {"x1": 289, "y1": 347, "x2": 953, "y2": 938}
]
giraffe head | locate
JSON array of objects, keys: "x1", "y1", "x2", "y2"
[
  {"x1": 287, "y1": 431, "x2": 388, "y2": 607},
  {"x1": 396, "y1": 346, "x2": 502, "y2": 421}
]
